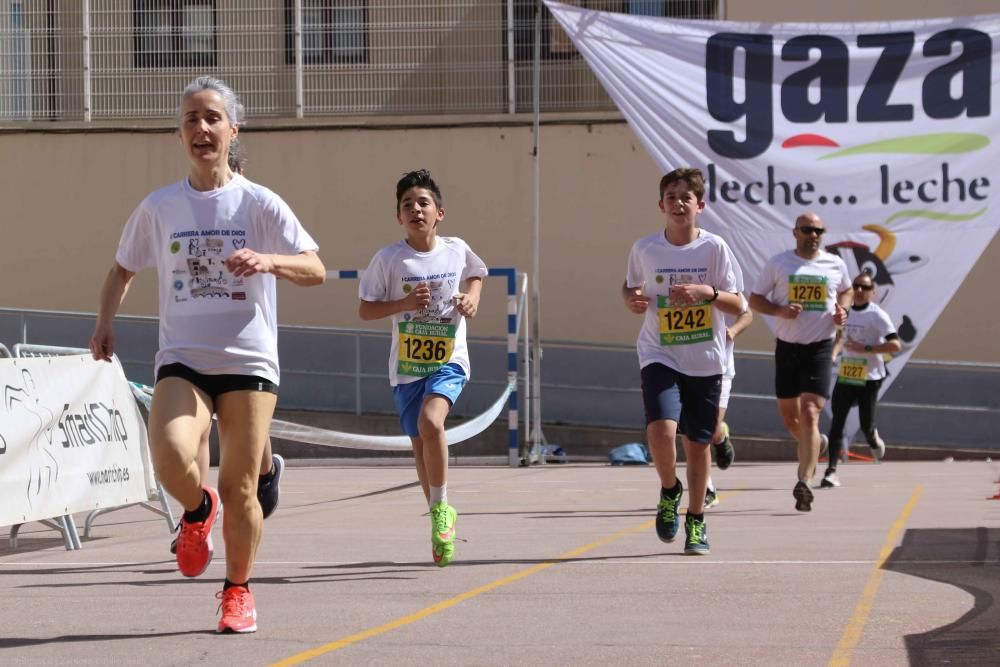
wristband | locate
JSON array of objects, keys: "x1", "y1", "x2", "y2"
[
  {"x1": 708, "y1": 286, "x2": 719, "y2": 302},
  {"x1": 864, "y1": 344, "x2": 873, "y2": 352}
]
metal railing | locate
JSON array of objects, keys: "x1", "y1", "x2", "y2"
[
  {"x1": 1, "y1": 1, "x2": 718, "y2": 122},
  {"x1": 2, "y1": 305, "x2": 998, "y2": 450}
]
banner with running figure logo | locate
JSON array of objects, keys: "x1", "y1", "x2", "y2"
[
  {"x1": 0, "y1": 355, "x2": 155, "y2": 528},
  {"x1": 544, "y1": 1, "x2": 1000, "y2": 400}
]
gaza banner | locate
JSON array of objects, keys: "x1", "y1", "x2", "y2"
[
  {"x1": 544, "y1": 1, "x2": 999, "y2": 392},
  {"x1": 0, "y1": 355, "x2": 155, "y2": 528}
]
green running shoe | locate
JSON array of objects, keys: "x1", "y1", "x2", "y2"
[
  {"x1": 655, "y1": 481, "x2": 683, "y2": 543},
  {"x1": 684, "y1": 514, "x2": 710, "y2": 555},
  {"x1": 713, "y1": 422, "x2": 735, "y2": 470},
  {"x1": 430, "y1": 502, "x2": 457, "y2": 567}
]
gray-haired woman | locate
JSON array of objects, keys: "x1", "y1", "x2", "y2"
[{"x1": 91, "y1": 76, "x2": 325, "y2": 634}]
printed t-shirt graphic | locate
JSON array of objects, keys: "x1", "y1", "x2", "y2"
[{"x1": 358, "y1": 237, "x2": 488, "y2": 386}]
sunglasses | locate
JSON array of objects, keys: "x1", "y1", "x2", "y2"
[
  {"x1": 852, "y1": 284, "x2": 874, "y2": 291},
  {"x1": 796, "y1": 226, "x2": 826, "y2": 236}
]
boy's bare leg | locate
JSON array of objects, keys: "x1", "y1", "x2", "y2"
[
  {"x1": 682, "y1": 438, "x2": 711, "y2": 512},
  {"x1": 411, "y1": 436, "x2": 431, "y2": 504},
  {"x1": 417, "y1": 395, "x2": 451, "y2": 490},
  {"x1": 646, "y1": 419, "x2": 678, "y2": 490}
]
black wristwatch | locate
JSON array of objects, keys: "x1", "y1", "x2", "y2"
[
  {"x1": 708, "y1": 286, "x2": 719, "y2": 302},
  {"x1": 864, "y1": 344, "x2": 873, "y2": 352}
]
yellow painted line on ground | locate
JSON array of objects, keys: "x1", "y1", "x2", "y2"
[
  {"x1": 828, "y1": 484, "x2": 923, "y2": 667},
  {"x1": 270, "y1": 518, "x2": 655, "y2": 666},
  {"x1": 272, "y1": 490, "x2": 739, "y2": 666}
]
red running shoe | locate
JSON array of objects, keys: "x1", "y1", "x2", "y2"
[
  {"x1": 216, "y1": 586, "x2": 257, "y2": 634},
  {"x1": 175, "y1": 485, "x2": 220, "y2": 578}
]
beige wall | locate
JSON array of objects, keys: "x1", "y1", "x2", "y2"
[
  {"x1": 3, "y1": 0, "x2": 997, "y2": 361},
  {"x1": 1, "y1": 119, "x2": 997, "y2": 362}
]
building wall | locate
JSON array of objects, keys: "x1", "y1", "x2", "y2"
[
  {"x1": 2, "y1": 0, "x2": 997, "y2": 361},
  {"x1": 1, "y1": 117, "x2": 997, "y2": 362}
]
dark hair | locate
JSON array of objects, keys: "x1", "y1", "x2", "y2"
[
  {"x1": 395, "y1": 169, "x2": 443, "y2": 211},
  {"x1": 659, "y1": 167, "x2": 706, "y2": 201},
  {"x1": 228, "y1": 137, "x2": 247, "y2": 174}
]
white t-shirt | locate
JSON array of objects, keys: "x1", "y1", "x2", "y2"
[
  {"x1": 625, "y1": 229, "x2": 743, "y2": 377},
  {"x1": 359, "y1": 236, "x2": 488, "y2": 386},
  {"x1": 722, "y1": 293, "x2": 749, "y2": 380},
  {"x1": 838, "y1": 302, "x2": 897, "y2": 381},
  {"x1": 115, "y1": 174, "x2": 319, "y2": 384},
  {"x1": 752, "y1": 249, "x2": 851, "y2": 344}
]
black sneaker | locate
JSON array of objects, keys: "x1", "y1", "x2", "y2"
[
  {"x1": 684, "y1": 514, "x2": 710, "y2": 555},
  {"x1": 703, "y1": 488, "x2": 719, "y2": 510},
  {"x1": 258, "y1": 453, "x2": 284, "y2": 519},
  {"x1": 713, "y1": 422, "x2": 735, "y2": 470},
  {"x1": 655, "y1": 481, "x2": 683, "y2": 543},
  {"x1": 793, "y1": 481, "x2": 814, "y2": 512}
]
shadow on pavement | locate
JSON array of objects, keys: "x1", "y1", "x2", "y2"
[{"x1": 884, "y1": 527, "x2": 1000, "y2": 666}]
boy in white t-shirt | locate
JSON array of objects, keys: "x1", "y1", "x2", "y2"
[
  {"x1": 359, "y1": 169, "x2": 487, "y2": 567},
  {"x1": 622, "y1": 167, "x2": 745, "y2": 555}
]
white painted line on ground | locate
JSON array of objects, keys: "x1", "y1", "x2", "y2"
[{"x1": 2, "y1": 559, "x2": 993, "y2": 568}]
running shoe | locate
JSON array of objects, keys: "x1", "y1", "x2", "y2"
[
  {"x1": 820, "y1": 470, "x2": 841, "y2": 488},
  {"x1": 431, "y1": 502, "x2": 457, "y2": 567},
  {"x1": 258, "y1": 453, "x2": 284, "y2": 519},
  {"x1": 793, "y1": 481, "x2": 814, "y2": 512},
  {"x1": 655, "y1": 481, "x2": 683, "y2": 543},
  {"x1": 819, "y1": 434, "x2": 829, "y2": 457},
  {"x1": 713, "y1": 422, "x2": 735, "y2": 470},
  {"x1": 871, "y1": 430, "x2": 886, "y2": 462},
  {"x1": 703, "y1": 488, "x2": 720, "y2": 510},
  {"x1": 684, "y1": 515, "x2": 710, "y2": 555},
  {"x1": 216, "y1": 586, "x2": 257, "y2": 634},
  {"x1": 176, "y1": 485, "x2": 220, "y2": 577}
]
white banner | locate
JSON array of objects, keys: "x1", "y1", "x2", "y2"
[
  {"x1": 545, "y1": 3, "x2": 1000, "y2": 391},
  {"x1": 0, "y1": 355, "x2": 155, "y2": 527}
]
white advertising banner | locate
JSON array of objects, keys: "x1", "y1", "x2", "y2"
[
  {"x1": 545, "y1": 2, "x2": 1000, "y2": 390},
  {"x1": 0, "y1": 355, "x2": 155, "y2": 527}
]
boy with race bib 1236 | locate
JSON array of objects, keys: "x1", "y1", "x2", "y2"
[{"x1": 359, "y1": 169, "x2": 487, "y2": 567}]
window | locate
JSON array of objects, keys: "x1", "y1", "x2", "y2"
[
  {"x1": 133, "y1": 0, "x2": 217, "y2": 69},
  {"x1": 514, "y1": 0, "x2": 717, "y2": 61},
  {"x1": 284, "y1": 1, "x2": 367, "y2": 65}
]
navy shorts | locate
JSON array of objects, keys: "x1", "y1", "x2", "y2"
[
  {"x1": 156, "y1": 362, "x2": 277, "y2": 403},
  {"x1": 392, "y1": 363, "x2": 467, "y2": 437},
  {"x1": 774, "y1": 338, "x2": 835, "y2": 399},
  {"x1": 640, "y1": 362, "x2": 722, "y2": 444}
]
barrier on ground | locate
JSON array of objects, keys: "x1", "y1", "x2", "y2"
[{"x1": 0, "y1": 348, "x2": 162, "y2": 549}]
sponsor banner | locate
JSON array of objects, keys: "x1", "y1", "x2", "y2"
[
  {"x1": 545, "y1": 3, "x2": 1000, "y2": 419},
  {"x1": 0, "y1": 355, "x2": 154, "y2": 527}
]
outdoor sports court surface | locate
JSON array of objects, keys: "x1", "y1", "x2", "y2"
[{"x1": 2, "y1": 460, "x2": 998, "y2": 666}]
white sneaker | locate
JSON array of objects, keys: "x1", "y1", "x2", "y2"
[
  {"x1": 820, "y1": 470, "x2": 841, "y2": 488},
  {"x1": 871, "y1": 431, "x2": 886, "y2": 462}
]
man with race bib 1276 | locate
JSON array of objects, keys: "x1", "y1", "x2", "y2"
[{"x1": 749, "y1": 213, "x2": 852, "y2": 513}]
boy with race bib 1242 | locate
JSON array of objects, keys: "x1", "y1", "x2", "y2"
[
  {"x1": 622, "y1": 167, "x2": 745, "y2": 555},
  {"x1": 359, "y1": 169, "x2": 487, "y2": 567}
]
